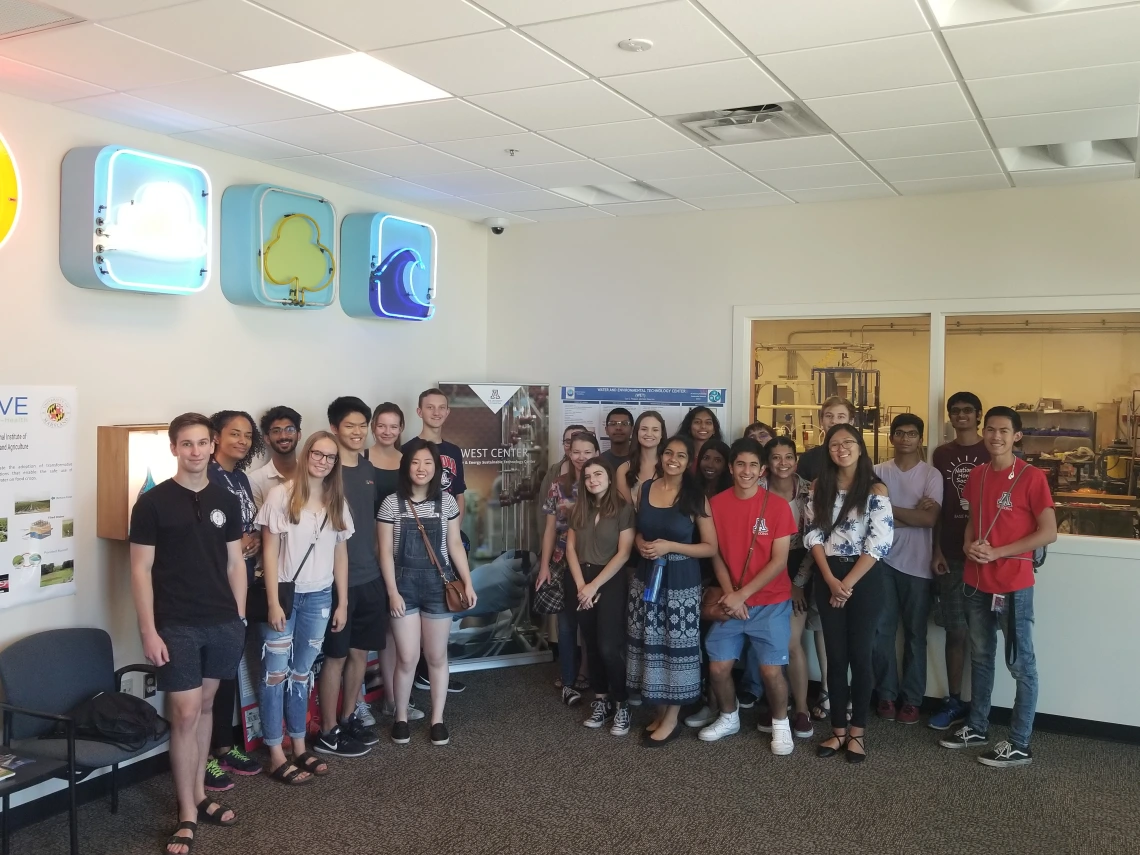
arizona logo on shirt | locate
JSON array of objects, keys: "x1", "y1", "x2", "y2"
[
  {"x1": 754, "y1": 518, "x2": 769, "y2": 535},
  {"x1": 998, "y1": 491, "x2": 1014, "y2": 510},
  {"x1": 439, "y1": 455, "x2": 458, "y2": 489}
]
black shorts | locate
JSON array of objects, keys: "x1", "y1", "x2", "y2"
[
  {"x1": 323, "y1": 578, "x2": 389, "y2": 659},
  {"x1": 156, "y1": 620, "x2": 245, "y2": 693}
]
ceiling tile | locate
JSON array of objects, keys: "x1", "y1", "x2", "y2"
[
  {"x1": 172, "y1": 126, "x2": 315, "y2": 159},
  {"x1": 967, "y1": 64, "x2": 1140, "y2": 119},
  {"x1": 698, "y1": 0, "x2": 928, "y2": 55},
  {"x1": 431, "y1": 133, "x2": 582, "y2": 167},
  {"x1": 750, "y1": 161, "x2": 880, "y2": 191},
  {"x1": 373, "y1": 30, "x2": 584, "y2": 96},
  {"x1": 522, "y1": 1, "x2": 741, "y2": 78},
  {"x1": 871, "y1": 149, "x2": 1003, "y2": 182},
  {"x1": 717, "y1": 135, "x2": 856, "y2": 171},
  {"x1": 786, "y1": 184, "x2": 897, "y2": 203},
  {"x1": 38, "y1": 1, "x2": 187, "y2": 20},
  {"x1": 408, "y1": 170, "x2": 537, "y2": 195},
  {"x1": 334, "y1": 145, "x2": 476, "y2": 175},
  {"x1": 271, "y1": 155, "x2": 388, "y2": 182},
  {"x1": 761, "y1": 33, "x2": 955, "y2": 100},
  {"x1": 1011, "y1": 163, "x2": 1137, "y2": 187},
  {"x1": 104, "y1": 0, "x2": 349, "y2": 72},
  {"x1": 893, "y1": 174, "x2": 1011, "y2": 195},
  {"x1": 943, "y1": 6, "x2": 1140, "y2": 80},
  {"x1": 419, "y1": 197, "x2": 535, "y2": 223},
  {"x1": 350, "y1": 99, "x2": 524, "y2": 142},
  {"x1": 469, "y1": 80, "x2": 647, "y2": 130},
  {"x1": 466, "y1": 189, "x2": 583, "y2": 211},
  {"x1": 936, "y1": 0, "x2": 1135, "y2": 28},
  {"x1": 474, "y1": 0, "x2": 656, "y2": 25},
  {"x1": 600, "y1": 148, "x2": 739, "y2": 180},
  {"x1": 598, "y1": 199, "x2": 700, "y2": 216},
  {"x1": 806, "y1": 83, "x2": 974, "y2": 133},
  {"x1": 686, "y1": 192, "x2": 791, "y2": 209},
  {"x1": 0, "y1": 56, "x2": 111, "y2": 102},
  {"x1": 59, "y1": 92, "x2": 222, "y2": 134},
  {"x1": 256, "y1": 0, "x2": 502, "y2": 51},
  {"x1": 542, "y1": 119, "x2": 698, "y2": 159},
  {"x1": 130, "y1": 75, "x2": 329, "y2": 125},
  {"x1": 649, "y1": 172, "x2": 769, "y2": 197},
  {"x1": 242, "y1": 114, "x2": 411, "y2": 153},
  {"x1": 0, "y1": 23, "x2": 219, "y2": 91},
  {"x1": 603, "y1": 59, "x2": 788, "y2": 116},
  {"x1": 985, "y1": 105, "x2": 1140, "y2": 148},
  {"x1": 522, "y1": 206, "x2": 617, "y2": 221},
  {"x1": 843, "y1": 120, "x2": 991, "y2": 159},
  {"x1": 496, "y1": 160, "x2": 634, "y2": 188},
  {"x1": 352, "y1": 177, "x2": 458, "y2": 203}
]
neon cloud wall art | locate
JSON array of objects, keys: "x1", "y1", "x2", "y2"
[
  {"x1": 59, "y1": 146, "x2": 211, "y2": 295},
  {"x1": 340, "y1": 213, "x2": 437, "y2": 321}
]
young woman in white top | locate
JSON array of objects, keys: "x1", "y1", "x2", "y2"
[
  {"x1": 616, "y1": 411, "x2": 665, "y2": 503},
  {"x1": 804, "y1": 424, "x2": 894, "y2": 763},
  {"x1": 379, "y1": 438, "x2": 477, "y2": 747},
  {"x1": 256, "y1": 431, "x2": 352, "y2": 785}
]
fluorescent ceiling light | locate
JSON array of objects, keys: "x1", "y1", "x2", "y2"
[{"x1": 241, "y1": 53, "x2": 450, "y2": 111}]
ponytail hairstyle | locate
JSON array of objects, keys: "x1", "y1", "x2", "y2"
[
  {"x1": 209, "y1": 410, "x2": 264, "y2": 472},
  {"x1": 811, "y1": 423, "x2": 877, "y2": 537},
  {"x1": 289, "y1": 431, "x2": 348, "y2": 531},
  {"x1": 625, "y1": 410, "x2": 666, "y2": 488},
  {"x1": 695, "y1": 438, "x2": 732, "y2": 497},
  {"x1": 570, "y1": 456, "x2": 627, "y2": 530},
  {"x1": 655, "y1": 434, "x2": 708, "y2": 519},
  {"x1": 558, "y1": 431, "x2": 600, "y2": 493},
  {"x1": 679, "y1": 406, "x2": 723, "y2": 444}
]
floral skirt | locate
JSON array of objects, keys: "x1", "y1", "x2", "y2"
[{"x1": 626, "y1": 558, "x2": 702, "y2": 705}]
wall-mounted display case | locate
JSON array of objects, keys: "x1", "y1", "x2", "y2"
[{"x1": 97, "y1": 424, "x2": 177, "y2": 540}]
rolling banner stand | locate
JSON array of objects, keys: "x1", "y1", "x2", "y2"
[
  {"x1": 560, "y1": 387, "x2": 729, "y2": 451},
  {"x1": 436, "y1": 382, "x2": 552, "y2": 671},
  {"x1": 0, "y1": 386, "x2": 77, "y2": 610}
]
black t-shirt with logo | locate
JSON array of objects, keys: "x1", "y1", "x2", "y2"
[
  {"x1": 436, "y1": 440, "x2": 467, "y2": 497},
  {"x1": 129, "y1": 478, "x2": 243, "y2": 629}
]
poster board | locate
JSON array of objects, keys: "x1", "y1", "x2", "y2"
[
  {"x1": 560, "y1": 386, "x2": 728, "y2": 450},
  {"x1": 0, "y1": 387, "x2": 77, "y2": 609}
]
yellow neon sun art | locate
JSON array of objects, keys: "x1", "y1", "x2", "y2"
[{"x1": 0, "y1": 130, "x2": 18, "y2": 250}]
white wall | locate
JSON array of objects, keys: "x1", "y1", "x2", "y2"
[{"x1": 0, "y1": 90, "x2": 488, "y2": 754}]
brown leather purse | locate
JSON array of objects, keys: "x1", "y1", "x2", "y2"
[
  {"x1": 701, "y1": 489, "x2": 769, "y2": 622},
  {"x1": 409, "y1": 498, "x2": 471, "y2": 612}
]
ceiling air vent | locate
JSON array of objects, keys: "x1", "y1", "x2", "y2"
[
  {"x1": 0, "y1": 0, "x2": 83, "y2": 40},
  {"x1": 666, "y1": 103, "x2": 829, "y2": 146}
]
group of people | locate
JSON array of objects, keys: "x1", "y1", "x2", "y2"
[
  {"x1": 129, "y1": 390, "x2": 475, "y2": 855},
  {"x1": 536, "y1": 395, "x2": 1054, "y2": 770},
  {"x1": 128, "y1": 387, "x2": 1056, "y2": 855}
]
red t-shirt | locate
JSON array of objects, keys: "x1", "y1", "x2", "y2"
[
  {"x1": 710, "y1": 487, "x2": 796, "y2": 606},
  {"x1": 963, "y1": 460, "x2": 1054, "y2": 594}
]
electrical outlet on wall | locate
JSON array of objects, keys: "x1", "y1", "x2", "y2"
[
  {"x1": 145, "y1": 674, "x2": 157, "y2": 698},
  {"x1": 121, "y1": 676, "x2": 135, "y2": 697}
]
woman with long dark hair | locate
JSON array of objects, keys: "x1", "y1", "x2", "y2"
[
  {"x1": 566, "y1": 457, "x2": 635, "y2": 735},
  {"x1": 679, "y1": 406, "x2": 723, "y2": 468},
  {"x1": 695, "y1": 438, "x2": 732, "y2": 498},
  {"x1": 616, "y1": 411, "x2": 665, "y2": 503},
  {"x1": 627, "y1": 434, "x2": 718, "y2": 745},
  {"x1": 379, "y1": 438, "x2": 477, "y2": 747},
  {"x1": 804, "y1": 424, "x2": 893, "y2": 763},
  {"x1": 256, "y1": 431, "x2": 351, "y2": 784}
]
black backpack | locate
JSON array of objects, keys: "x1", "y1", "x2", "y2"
[{"x1": 43, "y1": 691, "x2": 169, "y2": 752}]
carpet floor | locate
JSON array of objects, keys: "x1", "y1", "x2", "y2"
[{"x1": 11, "y1": 663, "x2": 1137, "y2": 855}]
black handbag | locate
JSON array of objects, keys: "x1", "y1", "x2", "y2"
[{"x1": 246, "y1": 514, "x2": 326, "y2": 623}]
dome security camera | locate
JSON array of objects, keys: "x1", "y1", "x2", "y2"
[{"x1": 484, "y1": 217, "x2": 509, "y2": 235}]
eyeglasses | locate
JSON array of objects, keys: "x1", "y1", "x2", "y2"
[
  {"x1": 828, "y1": 440, "x2": 859, "y2": 452},
  {"x1": 309, "y1": 450, "x2": 338, "y2": 463},
  {"x1": 606, "y1": 420, "x2": 632, "y2": 427},
  {"x1": 949, "y1": 406, "x2": 976, "y2": 416},
  {"x1": 893, "y1": 430, "x2": 921, "y2": 440},
  {"x1": 269, "y1": 426, "x2": 297, "y2": 436}
]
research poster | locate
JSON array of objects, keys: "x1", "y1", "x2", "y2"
[
  {"x1": 0, "y1": 386, "x2": 77, "y2": 610},
  {"x1": 559, "y1": 387, "x2": 728, "y2": 451}
]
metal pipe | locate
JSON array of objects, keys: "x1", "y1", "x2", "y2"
[{"x1": 781, "y1": 322, "x2": 1140, "y2": 344}]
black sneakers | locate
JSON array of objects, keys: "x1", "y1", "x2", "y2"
[
  {"x1": 390, "y1": 720, "x2": 410, "y2": 745},
  {"x1": 978, "y1": 741, "x2": 1033, "y2": 768},
  {"x1": 939, "y1": 725, "x2": 990, "y2": 750},
  {"x1": 342, "y1": 715, "x2": 379, "y2": 746},
  {"x1": 313, "y1": 724, "x2": 371, "y2": 757},
  {"x1": 414, "y1": 671, "x2": 466, "y2": 693},
  {"x1": 430, "y1": 722, "x2": 450, "y2": 746}
]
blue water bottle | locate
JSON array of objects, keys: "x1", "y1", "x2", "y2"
[{"x1": 644, "y1": 557, "x2": 666, "y2": 603}]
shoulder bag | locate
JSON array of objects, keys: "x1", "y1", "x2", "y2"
[
  {"x1": 246, "y1": 514, "x2": 327, "y2": 623},
  {"x1": 701, "y1": 489, "x2": 770, "y2": 622},
  {"x1": 409, "y1": 497, "x2": 471, "y2": 612}
]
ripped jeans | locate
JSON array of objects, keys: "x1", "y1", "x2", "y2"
[{"x1": 257, "y1": 586, "x2": 333, "y2": 747}]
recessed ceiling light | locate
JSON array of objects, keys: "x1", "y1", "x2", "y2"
[{"x1": 240, "y1": 53, "x2": 450, "y2": 111}]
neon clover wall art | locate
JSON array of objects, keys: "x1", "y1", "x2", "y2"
[
  {"x1": 341, "y1": 213, "x2": 437, "y2": 321},
  {"x1": 60, "y1": 146, "x2": 211, "y2": 295},
  {"x1": 221, "y1": 184, "x2": 336, "y2": 309}
]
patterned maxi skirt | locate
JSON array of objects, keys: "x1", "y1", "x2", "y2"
[{"x1": 626, "y1": 557, "x2": 703, "y2": 705}]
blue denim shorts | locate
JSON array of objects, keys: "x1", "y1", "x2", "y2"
[
  {"x1": 705, "y1": 600, "x2": 793, "y2": 666},
  {"x1": 395, "y1": 565, "x2": 453, "y2": 619}
]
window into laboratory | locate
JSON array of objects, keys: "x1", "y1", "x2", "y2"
[
  {"x1": 944, "y1": 312, "x2": 1140, "y2": 539},
  {"x1": 751, "y1": 317, "x2": 931, "y2": 463}
]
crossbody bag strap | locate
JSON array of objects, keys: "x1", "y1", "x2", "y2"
[
  {"x1": 286, "y1": 513, "x2": 327, "y2": 583},
  {"x1": 408, "y1": 499, "x2": 447, "y2": 582},
  {"x1": 978, "y1": 461, "x2": 1028, "y2": 543},
  {"x1": 732, "y1": 489, "x2": 771, "y2": 590}
]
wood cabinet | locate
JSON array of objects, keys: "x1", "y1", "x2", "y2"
[{"x1": 97, "y1": 424, "x2": 176, "y2": 540}]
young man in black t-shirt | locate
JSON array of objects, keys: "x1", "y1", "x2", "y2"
[{"x1": 129, "y1": 413, "x2": 247, "y2": 855}]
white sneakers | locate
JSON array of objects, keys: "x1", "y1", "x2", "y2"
[
  {"x1": 698, "y1": 709, "x2": 740, "y2": 742},
  {"x1": 770, "y1": 719, "x2": 794, "y2": 756}
]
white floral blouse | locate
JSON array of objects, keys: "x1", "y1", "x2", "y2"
[{"x1": 804, "y1": 488, "x2": 894, "y2": 560}]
